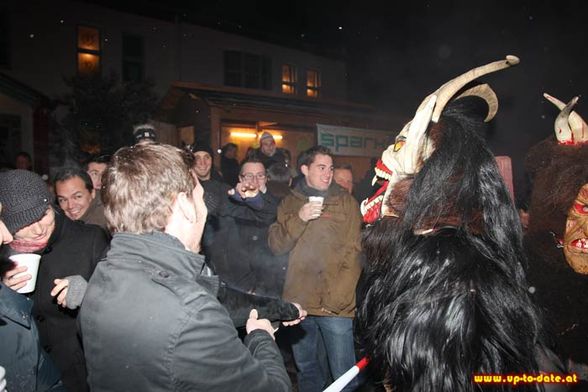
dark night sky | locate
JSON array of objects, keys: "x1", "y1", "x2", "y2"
[
  {"x1": 87, "y1": 0, "x2": 588, "y2": 199},
  {"x1": 90, "y1": 0, "x2": 588, "y2": 115}
]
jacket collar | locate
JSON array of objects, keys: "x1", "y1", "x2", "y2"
[
  {"x1": 46, "y1": 207, "x2": 66, "y2": 250},
  {"x1": 0, "y1": 283, "x2": 32, "y2": 328},
  {"x1": 291, "y1": 182, "x2": 346, "y2": 202},
  {"x1": 81, "y1": 195, "x2": 103, "y2": 221},
  {"x1": 107, "y1": 231, "x2": 204, "y2": 281}
]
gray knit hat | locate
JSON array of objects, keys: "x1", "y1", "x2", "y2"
[{"x1": 0, "y1": 170, "x2": 52, "y2": 234}]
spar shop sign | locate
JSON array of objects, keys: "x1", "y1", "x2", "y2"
[{"x1": 316, "y1": 124, "x2": 392, "y2": 157}]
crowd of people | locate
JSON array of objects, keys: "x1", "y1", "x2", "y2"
[{"x1": 1, "y1": 56, "x2": 588, "y2": 392}]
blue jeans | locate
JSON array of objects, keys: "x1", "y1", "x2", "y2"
[{"x1": 290, "y1": 316, "x2": 359, "y2": 392}]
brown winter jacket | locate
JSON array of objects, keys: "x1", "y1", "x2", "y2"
[{"x1": 268, "y1": 184, "x2": 362, "y2": 317}]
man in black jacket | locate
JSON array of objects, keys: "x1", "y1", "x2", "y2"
[
  {"x1": 221, "y1": 158, "x2": 288, "y2": 296},
  {"x1": 80, "y1": 143, "x2": 297, "y2": 391}
]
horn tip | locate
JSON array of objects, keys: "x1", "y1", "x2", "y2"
[{"x1": 506, "y1": 55, "x2": 520, "y2": 65}]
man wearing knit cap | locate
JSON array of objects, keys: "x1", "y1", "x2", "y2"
[
  {"x1": 0, "y1": 203, "x2": 65, "y2": 391},
  {"x1": 0, "y1": 169, "x2": 109, "y2": 392},
  {"x1": 191, "y1": 142, "x2": 219, "y2": 181},
  {"x1": 251, "y1": 132, "x2": 288, "y2": 169},
  {"x1": 189, "y1": 143, "x2": 231, "y2": 262}
]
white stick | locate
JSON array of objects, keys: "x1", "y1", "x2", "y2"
[{"x1": 323, "y1": 357, "x2": 368, "y2": 392}]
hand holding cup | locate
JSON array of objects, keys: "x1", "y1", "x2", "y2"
[
  {"x1": 6, "y1": 254, "x2": 41, "y2": 293},
  {"x1": 2, "y1": 264, "x2": 31, "y2": 292},
  {"x1": 299, "y1": 196, "x2": 324, "y2": 222}
]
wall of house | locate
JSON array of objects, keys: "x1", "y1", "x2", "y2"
[
  {"x1": 2, "y1": 1, "x2": 347, "y2": 102},
  {"x1": 0, "y1": 92, "x2": 34, "y2": 166}
]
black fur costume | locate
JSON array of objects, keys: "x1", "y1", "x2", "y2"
[{"x1": 357, "y1": 97, "x2": 554, "y2": 392}]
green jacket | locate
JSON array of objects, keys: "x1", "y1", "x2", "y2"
[{"x1": 268, "y1": 184, "x2": 362, "y2": 317}]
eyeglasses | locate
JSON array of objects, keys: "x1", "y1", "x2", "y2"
[{"x1": 240, "y1": 173, "x2": 267, "y2": 181}]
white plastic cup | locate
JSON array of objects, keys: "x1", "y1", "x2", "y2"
[
  {"x1": 308, "y1": 196, "x2": 324, "y2": 206},
  {"x1": 9, "y1": 253, "x2": 41, "y2": 294}
]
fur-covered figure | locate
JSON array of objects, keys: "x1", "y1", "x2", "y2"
[
  {"x1": 357, "y1": 57, "x2": 555, "y2": 392},
  {"x1": 524, "y1": 94, "x2": 588, "y2": 369}
]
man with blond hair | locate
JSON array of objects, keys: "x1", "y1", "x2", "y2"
[{"x1": 80, "y1": 143, "x2": 292, "y2": 392}]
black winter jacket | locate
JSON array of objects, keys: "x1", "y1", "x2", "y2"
[{"x1": 220, "y1": 190, "x2": 289, "y2": 296}]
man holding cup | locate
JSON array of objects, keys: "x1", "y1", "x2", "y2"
[
  {"x1": 0, "y1": 170, "x2": 109, "y2": 392},
  {"x1": 0, "y1": 204, "x2": 65, "y2": 391},
  {"x1": 268, "y1": 145, "x2": 363, "y2": 392}
]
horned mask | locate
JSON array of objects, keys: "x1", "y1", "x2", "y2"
[
  {"x1": 361, "y1": 55, "x2": 520, "y2": 224},
  {"x1": 544, "y1": 94, "x2": 588, "y2": 273}
]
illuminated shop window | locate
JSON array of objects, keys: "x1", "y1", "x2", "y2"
[
  {"x1": 77, "y1": 25, "x2": 100, "y2": 75},
  {"x1": 281, "y1": 64, "x2": 297, "y2": 94},
  {"x1": 306, "y1": 69, "x2": 320, "y2": 98}
]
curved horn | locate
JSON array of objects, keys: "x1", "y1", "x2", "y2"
[
  {"x1": 426, "y1": 55, "x2": 520, "y2": 123},
  {"x1": 543, "y1": 92, "x2": 567, "y2": 110},
  {"x1": 554, "y1": 96, "x2": 579, "y2": 144},
  {"x1": 544, "y1": 93, "x2": 588, "y2": 144},
  {"x1": 456, "y1": 84, "x2": 499, "y2": 122}
]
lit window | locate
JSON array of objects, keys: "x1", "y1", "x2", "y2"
[
  {"x1": 306, "y1": 69, "x2": 320, "y2": 98},
  {"x1": 77, "y1": 26, "x2": 100, "y2": 75},
  {"x1": 281, "y1": 64, "x2": 297, "y2": 94}
]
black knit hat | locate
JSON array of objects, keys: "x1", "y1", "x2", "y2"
[
  {"x1": 0, "y1": 170, "x2": 52, "y2": 234},
  {"x1": 190, "y1": 142, "x2": 214, "y2": 157}
]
